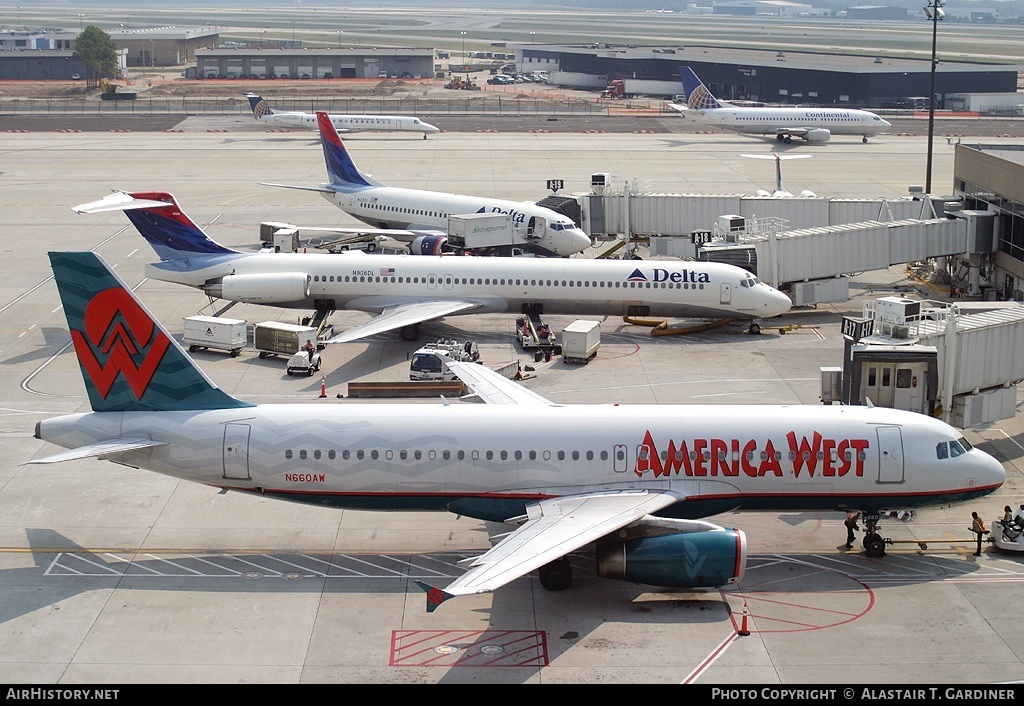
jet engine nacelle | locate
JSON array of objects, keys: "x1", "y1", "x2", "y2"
[
  {"x1": 410, "y1": 235, "x2": 448, "y2": 256},
  {"x1": 214, "y1": 272, "x2": 310, "y2": 303},
  {"x1": 805, "y1": 128, "x2": 831, "y2": 143},
  {"x1": 596, "y1": 528, "x2": 747, "y2": 588}
]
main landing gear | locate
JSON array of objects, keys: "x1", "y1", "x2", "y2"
[
  {"x1": 776, "y1": 134, "x2": 793, "y2": 144},
  {"x1": 399, "y1": 323, "x2": 420, "y2": 341}
]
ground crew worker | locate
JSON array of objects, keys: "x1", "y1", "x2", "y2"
[
  {"x1": 304, "y1": 339, "x2": 316, "y2": 362},
  {"x1": 971, "y1": 511, "x2": 988, "y2": 556},
  {"x1": 844, "y1": 511, "x2": 860, "y2": 549}
]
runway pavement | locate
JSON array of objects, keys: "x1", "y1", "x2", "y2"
[{"x1": 0, "y1": 122, "x2": 1021, "y2": 685}]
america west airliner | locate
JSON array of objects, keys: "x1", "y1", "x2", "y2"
[
  {"x1": 670, "y1": 67, "x2": 891, "y2": 144},
  {"x1": 71, "y1": 190, "x2": 791, "y2": 343},
  {"x1": 255, "y1": 111, "x2": 592, "y2": 258},
  {"x1": 33, "y1": 252, "x2": 1006, "y2": 611},
  {"x1": 245, "y1": 93, "x2": 440, "y2": 139}
]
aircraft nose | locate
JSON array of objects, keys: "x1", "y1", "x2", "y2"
[
  {"x1": 423, "y1": 122, "x2": 441, "y2": 134},
  {"x1": 765, "y1": 287, "x2": 792, "y2": 317},
  {"x1": 978, "y1": 450, "x2": 1006, "y2": 490},
  {"x1": 569, "y1": 229, "x2": 593, "y2": 254}
]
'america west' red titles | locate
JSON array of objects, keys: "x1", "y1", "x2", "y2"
[{"x1": 634, "y1": 430, "x2": 870, "y2": 478}]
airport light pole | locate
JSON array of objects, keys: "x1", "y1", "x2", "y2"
[
  {"x1": 337, "y1": 30, "x2": 342, "y2": 49},
  {"x1": 923, "y1": 0, "x2": 945, "y2": 195},
  {"x1": 77, "y1": 13, "x2": 84, "y2": 31},
  {"x1": 461, "y1": 31, "x2": 467, "y2": 79}
]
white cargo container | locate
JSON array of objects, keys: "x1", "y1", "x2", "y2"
[
  {"x1": 182, "y1": 316, "x2": 247, "y2": 357},
  {"x1": 447, "y1": 213, "x2": 515, "y2": 249},
  {"x1": 253, "y1": 321, "x2": 318, "y2": 360},
  {"x1": 561, "y1": 320, "x2": 601, "y2": 364}
]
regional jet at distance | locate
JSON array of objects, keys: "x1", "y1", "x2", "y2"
[
  {"x1": 669, "y1": 67, "x2": 891, "y2": 144},
  {"x1": 33, "y1": 252, "x2": 1006, "y2": 611},
  {"x1": 70, "y1": 190, "x2": 791, "y2": 342},
  {"x1": 245, "y1": 93, "x2": 440, "y2": 139},
  {"x1": 259, "y1": 111, "x2": 592, "y2": 258}
]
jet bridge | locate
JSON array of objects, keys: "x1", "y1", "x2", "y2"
[
  {"x1": 833, "y1": 296, "x2": 1024, "y2": 427},
  {"x1": 695, "y1": 209, "x2": 995, "y2": 306}
]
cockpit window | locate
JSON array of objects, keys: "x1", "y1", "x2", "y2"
[
  {"x1": 936, "y1": 442, "x2": 948, "y2": 460},
  {"x1": 949, "y1": 439, "x2": 967, "y2": 457},
  {"x1": 956, "y1": 437, "x2": 973, "y2": 453}
]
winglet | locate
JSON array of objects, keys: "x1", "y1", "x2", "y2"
[{"x1": 415, "y1": 581, "x2": 457, "y2": 613}]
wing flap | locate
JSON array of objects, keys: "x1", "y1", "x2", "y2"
[
  {"x1": 418, "y1": 490, "x2": 681, "y2": 610},
  {"x1": 446, "y1": 361, "x2": 557, "y2": 406},
  {"x1": 29, "y1": 438, "x2": 168, "y2": 464},
  {"x1": 325, "y1": 300, "x2": 482, "y2": 343}
]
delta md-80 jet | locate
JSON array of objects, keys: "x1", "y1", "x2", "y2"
[
  {"x1": 32, "y1": 252, "x2": 1005, "y2": 611},
  {"x1": 71, "y1": 189, "x2": 790, "y2": 343},
  {"x1": 245, "y1": 93, "x2": 440, "y2": 139},
  {"x1": 256, "y1": 111, "x2": 592, "y2": 258},
  {"x1": 670, "y1": 67, "x2": 891, "y2": 144}
]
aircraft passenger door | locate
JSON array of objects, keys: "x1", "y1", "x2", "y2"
[
  {"x1": 613, "y1": 444, "x2": 628, "y2": 473},
  {"x1": 863, "y1": 364, "x2": 895, "y2": 407},
  {"x1": 875, "y1": 425, "x2": 904, "y2": 483},
  {"x1": 443, "y1": 273, "x2": 454, "y2": 291},
  {"x1": 426, "y1": 272, "x2": 437, "y2": 291},
  {"x1": 527, "y1": 217, "x2": 543, "y2": 240},
  {"x1": 720, "y1": 282, "x2": 732, "y2": 305},
  {"x1": 223, "y1": 423, "x2": 252, "y2": 481}
]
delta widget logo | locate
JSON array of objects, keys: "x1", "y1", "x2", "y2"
[{"x1": 70, "y1": 288, "x2": 170, "y2": 400}]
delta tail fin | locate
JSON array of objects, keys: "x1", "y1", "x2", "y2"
[
  {"x1": 71, "y1": 191, "x2": 238, "y2": 262},
  {"x1": 679, "y1": 66, "x2": 724, "y2": 111},
  {"x1": 48, "y1": 251, "x2": 253, "y2": 413},
  {"x1": 245, "y1": 93, "x2": 273, "y2": 119},
  {"x1": 316, "y1": 111, "x2": 383, "y2": 189}
]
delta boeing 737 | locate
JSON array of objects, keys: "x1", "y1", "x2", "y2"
[
  {"x1": 32, "y1": 252, "x2": 1006, "y2": 610},
  {"x1": 258, "y1": 111, "x2": 592, "y2": 258},
  {"x1": 670, "y1": 67, "x2": 891, "y2": 144}
]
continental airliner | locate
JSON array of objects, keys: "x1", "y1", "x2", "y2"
[
  {"x1": 669, "y1": 67, "x2": 891, "y2": 144},
  {"x1": 32, "y1": 251, "x2": 1006, "y2": 611}
]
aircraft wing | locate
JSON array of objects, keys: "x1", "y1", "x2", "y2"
[
  {"x1": 446, "y1": 361, "x2": 558, "y2": 406},
  {"x1": 774, "y1": 127, "x2": 814, "y2": 138},
  {"x1": 28, "y1": 438, "x2": 168, "y2": 464},
  {"x1": 308, "y1": 226, "x2": 444, "y2": 245},
  {"x1": 325, "y1": 300, "x2": 483, "y2": 343},
  {"x1": 415, "y1": 489, "x2": 683, "y2": 611},
  {"x1": 259, "y1": 181, "x2": 338, "y2": 195}
]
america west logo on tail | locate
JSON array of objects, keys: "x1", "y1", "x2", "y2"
[
  {"x1": 70, "y1": 287, "x2": 171, "y2": 401},
  {"x1": 49, "y1": 252, "x2": 252, "y2": 412}
]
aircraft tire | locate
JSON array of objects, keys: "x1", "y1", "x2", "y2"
[
  {"x1": 864, "y1": 533, "x2": 886, "y2": 557},
  {"x1": 539, "y1": 557, "x2": 572, "y2": 591}
]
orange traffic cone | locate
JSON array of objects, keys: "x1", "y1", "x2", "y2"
[
  {"x1": 319, "y1": 375, "x2": 327, "y2": 399},
  {"x1": 738, "y1": 600, "x2": 750, "y2": 636}
]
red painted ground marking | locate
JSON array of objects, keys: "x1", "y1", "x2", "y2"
[{"x1": 390, "y1": 629, "x2": 548, "y2": 667}]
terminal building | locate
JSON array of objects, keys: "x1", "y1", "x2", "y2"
[{"x1": 516, "y1": 44, "x2": 1020, "y2": 106}]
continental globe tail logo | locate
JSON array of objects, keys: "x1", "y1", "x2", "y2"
[{"x1": 70, "y1": 288, "x2": 171, "y2": 400}]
